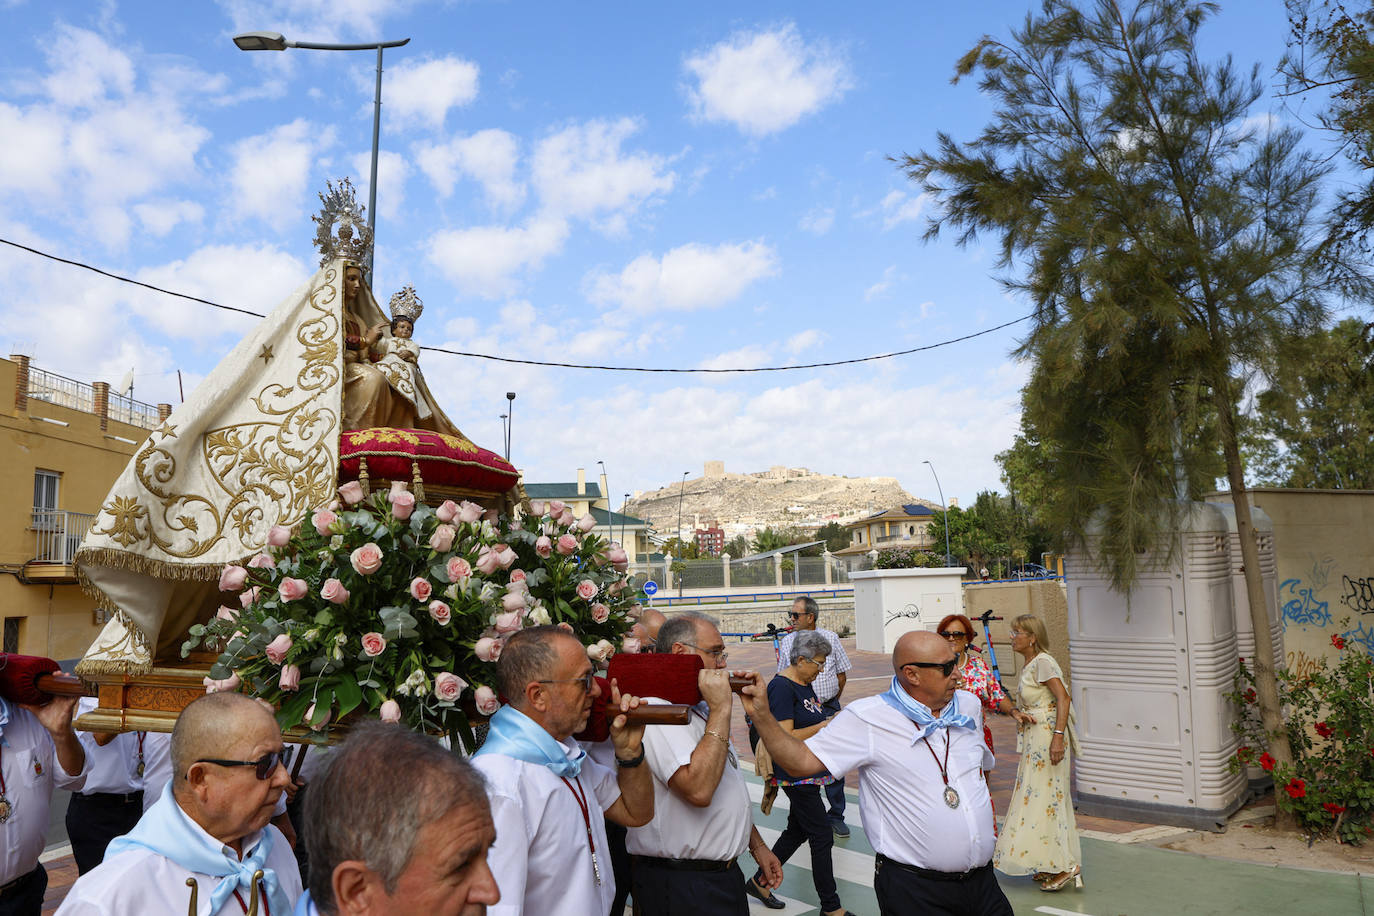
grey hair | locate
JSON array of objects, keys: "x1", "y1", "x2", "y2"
[
  {"x1": 305, "y1": 722, "x2": 489, "y2": 912},
  {"x1": 655, "y1": 611, "x2": 719, "y2": 653},
  {"x1": 496, "y1": 625, "x2": 575, "y2": 706},
  {"x1": 793, "y1": 595, "x2": 819, "y2": 618},
  {"x1": 788, "y1": 630, "x2": 832, "y2": 666}
]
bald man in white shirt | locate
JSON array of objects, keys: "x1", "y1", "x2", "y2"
[{"x1": 746, "y1": 630, "x2": 1013, "y2": 915}]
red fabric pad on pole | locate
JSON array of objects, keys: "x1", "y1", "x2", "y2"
[{"x1": 0, "y1": 655, "x2": 84, "y2": 705}]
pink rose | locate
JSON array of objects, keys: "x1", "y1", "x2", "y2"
[
  {"x1": 494, "y1": 611, "x2": 523, "y2": 634},
  {"x1": 321, "y1": 578, "x2": 350, "y2": 605},
  {"x1": 379, "y1": 699, "x2": 402, "y2": 723},
  {"x1": 410, "y1": 577, "x2": 433, "y2": 602},
  {"x1": 535, "y1": 536, "x2": 553, "y2": 559},
  {"x1": 458, "y1": 500, "x2": 484, "y2": 524},
  {"x1": 475, "y1": 546, "x2": 502, "y2": 575},
  {"x1": 338, "y1": 480, "x2": 365, "y2": 505},
  {"x1": 501, "y1": 590, "x2": 528, "y2": 612},
  {"x1": 219, "y1": 565, "x2": 248, "y2": 591},
  {"x1": 528, "y1": 500, "x2": 545, "y2": 516},
  {"x1": 247, "y1": 552, "x2": 275, "y2": 569},
  {"x1": 607, "y1": 545, "x2": 629, "y2": 571},
  {"x1": 265, "y1": 633, "x2": 293, "y2": 664},
  {"x1": 428, "y1": 600, "x2": 452, "y2": 625},
  {"x1": 429, "y1": 524, "x2": 456, "y2": 552},
  {"x1": 558, "y1": 509, "x2": 575, "y2": 527},
  {"x1": 474, "y1": 685, "x2": 500, "y2": 715},
  {"x1": 621, "y1": 637, "x2": 642, "y2": 654},
  {"x1": 609, "y1": 579, "x2": 625, "y2": 596},
  {"x1": 203, "y1": 672, "x2": 241, "y2": 694},
  {"x1": 576, "y1": 580, "x2": 599, "y2": 601},
  {"x1": 474, "y1": 637, "x2": 502, "y2": 662},
  {"x1": 312, "y1": 508, "x2": 338, "y2": 535},
  {"x1": 391, "y1": 490, "x2": 416, "y2": 520},
  {"x1": 350, "y1": 543, "x2": 384, "y2": 575},
  {"x1": 435, "y1": 672, "x2": 468, "y2": 702},
  {"x1": 278, "y1": 664, "x2": 301, "y2": 691},
  {"x1": 495, "y1": 544, "x2": 517, "y2": 568},
  {"x1": 278, "y1": 577, "x2": 308, "y2": 602},
  {"x1": 591, "y1": 602, "x2": 610, "y2": 623},
  {"x1": 447, "y1": 556, "x2": 473, "y2": 583},
  {"x1": 586, "y1": 642, "x2": 611, "y2": 663},
  {"x1": 548, "y1": 500, "x2": 565, "y2": 515},
  {"x1": 361, "y1": 632, "x2": 387, "y2": 657},
  {"x1": 267, "y1": 525, "x2": 292, "y2": 547},
  {"x1": 556, "y1": 622, "x2": 575, "y2": 634},
  {"x1": 239, "y1": 586, "x2": 261, "y2": 608},
  {"x1": 629, "y1": 603, "x2": 644, "y2": 618},
  {"x1": 436, "y1": 499, "x2": 459, "y2": 522},
  {"x1": 556, "y1": 534, "x2": 578, "y2": 556},
  {"x1": 216, "y1": 605, "x2": 239, "y2": 621},
  {"x1": 388, "y1": 479, "x2": 409, "y2": 502},
  {"x1": 306, "y1": 702, "x2": 331, "y2": 731},
  {"x1": 509, "y1": 568, "x2": 527, "y2": 584},
  {"x1": 577, "y1": 513, "x2": 597, "y2": 533}
]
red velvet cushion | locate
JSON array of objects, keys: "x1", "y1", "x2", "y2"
[{"x1": 339, "y1": 428, "x2": 518, "y2": 494}]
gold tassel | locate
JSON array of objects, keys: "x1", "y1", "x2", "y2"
[
  {"x1": 359, "y1": 457, "x2": 370, "y2": 497},
  {"x1": 411, "y1": 460, "x2": 425, "y2": 502}
]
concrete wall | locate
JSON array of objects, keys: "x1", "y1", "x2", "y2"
[
  {"x1": 963, "y1": 579, "x2": 1071, "y2": 687},
  {"x1": 1207, "y1": 489, "x2": 1374, "y2": 672}
]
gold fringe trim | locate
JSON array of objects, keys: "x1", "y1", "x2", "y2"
[
  {"x1": 74, "y1": 656, "x2": 154, "y2": 677},
  {"x1": 75, "y1": 547, "x2": 229, "y2": 583}
]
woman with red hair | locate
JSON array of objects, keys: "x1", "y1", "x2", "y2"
[{"x1": 936, "y1": 613, "x2": 1027, "y2": 753}]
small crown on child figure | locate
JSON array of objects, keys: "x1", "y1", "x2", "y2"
[{"x1": 389, "y1": 285, "x2": 424, "y2": 324}]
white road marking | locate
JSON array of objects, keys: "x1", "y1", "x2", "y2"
[
  {"x1": 1035, "y1": 907, "x2": 1101, "y2": 916},
  {"x1": 756, "y1": 825, "x2": 876, "y2": 888}
]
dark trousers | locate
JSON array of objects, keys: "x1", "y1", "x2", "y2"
[
  {"x1": 65, "y1": 791, "x2": 144, "y2": 874},
  {"x1": 0, "y1": 865, "x2": 47, "y2": 916},
  {"x1": 631, "y1": 857, "x2": 748, "y2": 916},
  {"x1": 821, "y1": 698, "x2": 846, "y2": 824},
  {"x1": 605, "y1": 818, "x2": 631, "y2": 915},
  {"x1": 754, "y1": 783, "x2": 841, "y2": 912},
  {"x1": 874, "y1": 857, "x2": 1013, "y2": 916}
]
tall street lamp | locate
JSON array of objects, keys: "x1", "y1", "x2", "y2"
[
  {"x1": 596, "y1": 459, "x2": 608, "y2": 540},
  {"x1": 622, "y1": 492, "x2": 631, "y2": 557},
  {"x1": 923, "y1": 460, "x2": 952, "y2": 567},
  {"x1": 233, "y1": 31, "x2": 410, "y2": 278},
  {"x1": 505, "y1": 392, "x2": 516, "y2": 460},
  {"x1": 675, "y1": 471, "x2": 689, "y2": 597}
]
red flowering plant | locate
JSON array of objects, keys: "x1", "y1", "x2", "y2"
[
  {"x1": 1227, "y1": 626, "x2": 1374, "y2": 844},
  {"x1": 181, "y1": 484, "x2": 644, "y2": 750}
]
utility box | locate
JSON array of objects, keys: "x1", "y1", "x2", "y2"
[
  {"x1": 1065, "y1": 503, "x2": 1247, "y2": 829},
  {"x1": 851, "y1": 567, "x2": 967, "y2": 653}
]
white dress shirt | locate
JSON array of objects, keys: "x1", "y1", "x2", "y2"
[
  {"x1": 805, "y1": 690, "x2": 995, "y2": 872},
  {"x1": 473, "y1": 737, "x2": 621, "y2": 916},
  {"x1": 0, "y1": 699, "x2": 88, "y2": 884},
  {"x1": 73, "y1": 697, "x2": 144, "y2": 796},
  {"x1": 777, "y1": 628, "x2": 852, "y2": 703},
  {"x1": 55, "y1": 822, "x2": 302, "y2": 916},
  {"x1": 625, "y1": 702, "x2": 752, "y2": 862}
]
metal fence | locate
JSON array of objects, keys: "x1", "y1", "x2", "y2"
[
  {"x1": 679, "y1": 559, "x2": 725, "y2": 589},
  {"x1": 729, "y1": 556, "x2": 775, "y2": 587},
  {"x1": 109, "y1": 391, "x2": 161, "y2": 429},
  {"x1": 31, "y1": 509, "x2": 95, "y2": 564},
  {"x1": 27, "y1": 367, "x2": 94, "y2": 413}
]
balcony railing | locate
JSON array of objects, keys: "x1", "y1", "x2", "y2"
[
  {"x1": 32, "y1": 509, "x2": 96, "y2": 565},
  {"x1": 26, "y1": 366, "x2": 161, "y2": 431}
]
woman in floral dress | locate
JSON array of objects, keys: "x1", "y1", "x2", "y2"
[{"x1": 993, "y1": 614, "x2": 1083, "y2": 893}]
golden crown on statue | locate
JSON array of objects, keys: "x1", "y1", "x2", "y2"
[
  {"x1": 388, "y1": 284, "x2": 424, "y2": 325},
  {"x1": 312, "y1": 177, "x2": 374, "y2": 267}
]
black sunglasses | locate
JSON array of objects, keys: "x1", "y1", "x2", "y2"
[
  {"x1": 937, "y1": 630, "x2": 971, "y2": 640},
  {"x1": 538, "y1": 671, "x2": 597, "y2": 692},
  {"x1": 901, "y1": 659, "x2": 959, "y2": 677},
  {"x1": 195, "y1": 747, "x2": 292, "y2": 780},
  {"x1": 788, "y1": 612, "x2": 809, "y2": 620}
]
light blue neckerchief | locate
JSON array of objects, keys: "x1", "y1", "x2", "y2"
[
  {"x1": 106, "y1": 782, "x2": 292, "y2": 916},
  {"x1": 293, "y1": 890, "x2": 318, "y2": 916},
  {"x1": 880, "y1": 677, "x2": 977, "y2": 743},
  {"x1": 475, "y1": 705, "x2": 585, "y2": 777}
]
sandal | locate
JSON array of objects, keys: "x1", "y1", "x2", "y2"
[{"x1": 1039, "y1": 866, "x2": 1083, "y2": 892}]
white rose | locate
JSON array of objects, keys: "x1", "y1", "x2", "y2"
[{"x1": 529, "y1": 605, "x2": 551, "y2": 626}]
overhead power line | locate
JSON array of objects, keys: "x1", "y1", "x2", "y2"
[{"x1": 0, "y1": 236, "x2": 1030, "y2": 374}]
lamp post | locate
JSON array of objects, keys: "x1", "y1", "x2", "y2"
[
  {"x1": 596, "y1": 459, "x2": 608, "y2": 542},
  {"x1": 923, "y1": 460, "x2": 952, "y2": 567},
  {"x1": 676, "y1": 471, "x2": 689, "y2": 597},
  {"x1": 233, "y1": 31, "x2": 410, "y2": 278},
  {"x1": 622, "y1": 492, "x2": 631, "y2": 556},
  {"x1": 505, "y1": 392, "x2": 516, "y2": 460},
  {"x1": 499, "y1": 414, "x2": 508, "y2": 457}
]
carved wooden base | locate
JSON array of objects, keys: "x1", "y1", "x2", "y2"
[{"x1": 75, "y1": 655, "x2": 216, "y2": 734}]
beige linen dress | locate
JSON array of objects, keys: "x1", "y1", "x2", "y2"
[{"x1": 992, "y1": 652, "x2": 1082, "y2": 875}]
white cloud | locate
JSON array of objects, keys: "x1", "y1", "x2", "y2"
[
  {"x1": 799, "y1": 206, "x2": 834, "y2": 235},
  {"x1": 385, "y1": 56, "x2": 480, "y2": 130},
  {"x1": 784, "y1": 329, "x2": 823, "y2": 354},
  {"x1": 684, "y1": 23, "x2": 852, "y2": 137},
  {"x1": 585, "y1": 241, "x2": 779, "y2": 313},
  {"x1": 351, "y1": 149, "x2": 410, "y2": 221},
  {"x1": 415, "y1": 129, "x2": 524, "y2": 210},
  {"x1": 425, "y1": 216, "x2": 569, "y2": 298},
  {"x1": 0, "y1": 104, "x2": 66, "y2": 198},
  {"x1": 877, "y1": 190, "x2": 928, "y2": 230},
  {"x1": 865, "y1": 265, "x2": 899, "y2": 301},
  {"x1": 42, "y1": 25, "x2": 135, "y2": 108},
  {"x1": 214, "y1": 0, "x2": 422, "y2": 43},
  {"x1": 133, "y1": 200, "x2": 206, "y2": 237},
  {"x1": 698, "y1": 345, "x2": 773, "y2": 371},
  {"x1": 531, "y1": 118, "x2": 675, "y2": 233},
  {"x1": 228, "y1": 120, "x2": 333, "y2": 228}
]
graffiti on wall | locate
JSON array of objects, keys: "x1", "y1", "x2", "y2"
[
  {"x1": 1339, "y1": 621, "x2": 1374, "y2": 655},
  {"x1": 1339, "y1": 575, "x2": 1374, "y2": 615},
  {"x1": 1284, "y1": 649, "x2": 1325, "y2": 680},
  {"x1": 1279, "y1": 578, "x2": 1332, "y2": 628}
]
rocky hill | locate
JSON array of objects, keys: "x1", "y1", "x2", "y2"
[{"x1": 625, "y1": 464, "x2": 927, "y2": 538}]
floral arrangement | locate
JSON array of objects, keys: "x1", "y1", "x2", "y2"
[
  {"x1": 183, "y1": 480, "x2": 644, "y2": 750},
  {"x1": 1227, "y1": 630, "x2": 1374, "y2": 844}
]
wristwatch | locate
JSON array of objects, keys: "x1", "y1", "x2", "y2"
[{"x1": 615, "y1": 747, "x2": 646, "y2": 768}]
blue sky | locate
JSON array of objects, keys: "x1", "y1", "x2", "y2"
[{"x1": 0, "y1": 0, "x2": 1303, "y2": 510}]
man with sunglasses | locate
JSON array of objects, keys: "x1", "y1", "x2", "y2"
[
  {"x1": 57, "y1": 692, "x2": 303, "y2": 916},
  {"x1": 745, "y1": 630, "x2": 1013, "y2": 915},
  {"x1": 473, "y1": 626, "x2": 653, "y2": 916},
  {"x1": 776, "y1": 596, "x2": 852, "y2": 836}
]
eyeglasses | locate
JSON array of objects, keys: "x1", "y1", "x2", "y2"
[
  {"x1": 900, "y1": 659, "x2": 959, "y2": 677},
  {"x1": 787, "y1": 612, "x2": 808, "y2": 620},
  {"x1": 938, "y1": 630, "x2": 971, "y2": 640},
  {"x1": 798, "y1": 655, "x2": 825, "y2": 668},
  {"x1": 195, "y1": 748, "x2": 291, "y2": 780},
  {"x1": 538, "y1": 671, "x2": 597, "y2": 693},
  {"x1": 682, "y1": 642, "x2": 729, "y2": 662}
]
